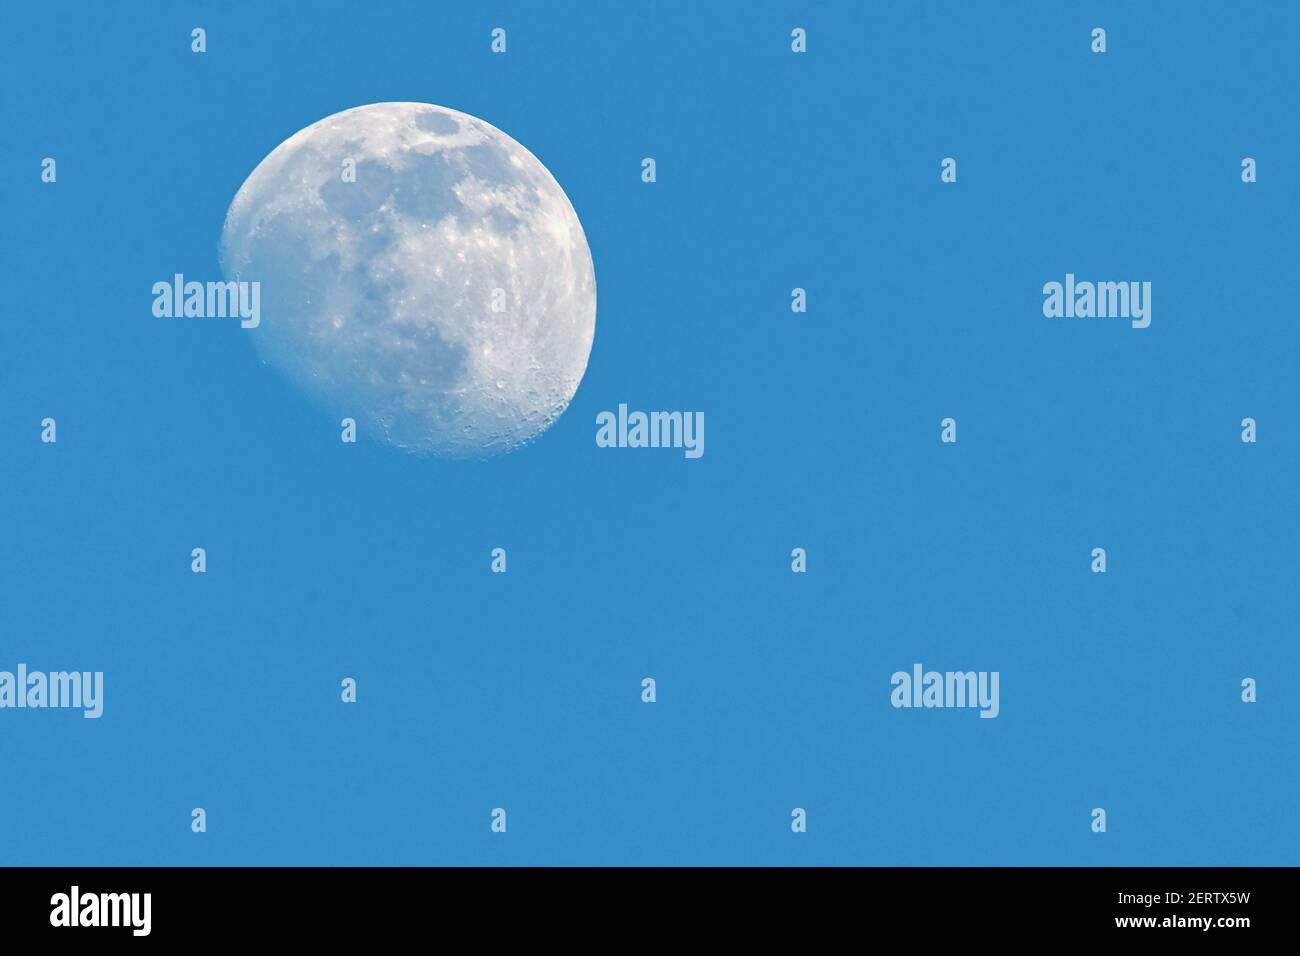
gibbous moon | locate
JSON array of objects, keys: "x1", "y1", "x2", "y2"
[{"x1": 219, "y1": 102, "x2": 596, "y2": 458}]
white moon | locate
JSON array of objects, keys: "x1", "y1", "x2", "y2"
[{"x1": 219, "y1": 102, "x2": 596, "y2": 458}]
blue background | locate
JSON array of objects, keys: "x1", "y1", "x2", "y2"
[{"x1": 1, "y1": 0, "x2": 1296, "y2": 865}]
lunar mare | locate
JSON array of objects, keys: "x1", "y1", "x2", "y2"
[{"x1": 219, "y1": 102, "x2": 596, "y2": 458}]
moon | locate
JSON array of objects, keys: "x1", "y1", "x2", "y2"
[{"x1": 219, "y1": 102, "x2": 596, "y2": 458}]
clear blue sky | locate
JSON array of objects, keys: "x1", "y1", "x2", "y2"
[{"x1": 1, "y1": 0, "x2": 1297, "y2": 865}]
